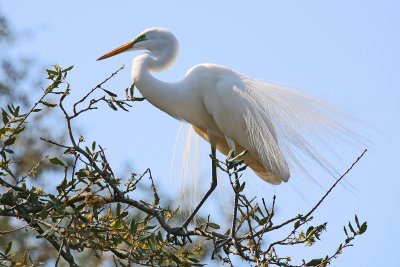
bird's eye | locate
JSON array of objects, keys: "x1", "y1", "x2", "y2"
[{"x1": 139, "y1": 34, "x2": 146, "y2": 39}]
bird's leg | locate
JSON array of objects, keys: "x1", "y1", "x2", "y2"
[
  {"x1": 231, "y1": 153, "x2": 240, "y2": 240},
  {"x1": 169, "y1": 146, "x2": 217, "y2": 244},
  {"x1": 181, "y1": 146, "x2": 218, "y2": 229},
  {"x1": 225, "y1": 138, "x2": 240, "y2": 240}
]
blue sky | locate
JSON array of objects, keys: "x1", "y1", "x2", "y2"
[{"x1": 1, "y1": 1, "x2": 399, "y2": 266}]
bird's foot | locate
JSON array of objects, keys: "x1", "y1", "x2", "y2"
[
  {"x1": 167, "y1": 226, "x2": 192, "y2": 246},
  {"x1": 212, "y1": 236, "x2": 243, "y2": 259}
]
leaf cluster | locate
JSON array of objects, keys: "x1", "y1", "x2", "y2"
[{"x1": 0, "y1": 65, "x2": 368, "y2": 267}]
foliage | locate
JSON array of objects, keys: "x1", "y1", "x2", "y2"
[
  {"x1": 0, "y1": 64, "x2": 368, "y2": 266},
  {"x1": 0, "y1": 11, "x2": 30, "y2": 106},
  {"x1": 0, "y1": 11, "x2": 67, "y2": 264}
]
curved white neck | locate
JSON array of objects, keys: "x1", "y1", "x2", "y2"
[{"x1": 131, "y1": 43, "x2": 186, "y2": 120}]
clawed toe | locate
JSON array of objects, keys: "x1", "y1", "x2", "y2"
[{"x1": 167, "y1": 226, "x2": 191, "y2": 245}]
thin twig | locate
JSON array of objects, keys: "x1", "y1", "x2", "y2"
[
  {"x1": 72, "y1": 65, "x2": 124, "y2": 114},
  {"x1": 0, "y1": 225, "x2": 28, "y2": 234}
]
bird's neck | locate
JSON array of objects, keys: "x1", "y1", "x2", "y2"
[{"x1": 131, "y1": 52, "x2": 185, "y2": 120}]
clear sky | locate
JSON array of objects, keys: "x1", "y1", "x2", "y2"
[{"x1": 1, "y1": 1, "x2": 399, "y2": 266}]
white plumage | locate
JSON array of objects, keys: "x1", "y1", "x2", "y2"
[{"x1": 97, "y1": 27, "x2": 354, "y2": 185}]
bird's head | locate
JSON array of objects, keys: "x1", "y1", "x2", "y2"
[{"x1": 97, "y1": 27, "x2": 178, "y2": 62}]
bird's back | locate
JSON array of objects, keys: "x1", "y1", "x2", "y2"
[
  {"x1": 182, "y1": 63, "x2": 290, "y2": 184},
  {"x1": 181, "y1": 62, "x2": 357, "y2": 185}
]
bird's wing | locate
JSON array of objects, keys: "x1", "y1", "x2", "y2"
[{"x1": 207, "y1": 71, "x2": 357, "y2": 184}]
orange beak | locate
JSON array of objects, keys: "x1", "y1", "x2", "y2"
[{"x1": 97, "y1": 41, "x2": 133, "y2": 61}]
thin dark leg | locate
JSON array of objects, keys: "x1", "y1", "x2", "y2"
[
  {"x1": 182, "y1": 146, "x2": 218, "y2": 229},
  {"x1": 231, "y1": 165, "x2": 240, "y2": 239}
]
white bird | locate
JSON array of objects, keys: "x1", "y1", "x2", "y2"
[{"x1": 97, "y1": 27, "x2": 352, "y2": 185}]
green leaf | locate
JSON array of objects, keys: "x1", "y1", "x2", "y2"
[
  {"x1": 116, "y1": 202, "x2": 121, "y2": 215},
  {"x1": 259, "y1": 216, "x2": 270, "y2": 225},
  {"x1": 92, "y1": 141, "x2": 96, "y2": 151},
  {"x1": 62, "y1": 65, "x2": 74, "y2": 72},
  {"x1": 13, "y1": 106, "x2": 20, "y2": 117},
  {"x1": 208, "y1": 222, "x2": 220, "y2": 229},
  {"x1": 103, "y1": 89, "x2": 118, "y2": 97},
  {"x1": 355, "y1": 215, "x2": 361, "y2": 229},
  {"x1": 107, "y1": 101, "x2": 118, "y2": 111},
  {"x1": 120, "y1": 211, "x2": 129, "y2": 218},
  {"x1": 189, "y1": 257, "x2": 199, "y2": 263},
  {"x1": 306, "y1": 258, "x2": 323, "y2": 266},
  {"x1": 145, "y1": 224, "x2": 157, "y2": 230},
  {"x1": 227, "y1": 150, "x2": 234, "y2": 160},
  {"x1": 40, "y1": 101, "x2": 57, "y2": 107},
  {"x1": 236, "y1": 165, "x2": 248, "y2": 173},
  {"x1": 57, "y1": 178, "x2": 68, "y2": 193},
  {"x1": 7, "y1": 105, "x2": 13, "y2": 114},
  {"x1": 360, "y1": 222, "x2": 368, "y2": 234},
  {"x1": 113, "y1": 219, "x2": 122, "y2": 231},
  {"x1": 348, "y1": 222, "x2": 356, "y2": 235},
  {"x1": 0, "y1": 192, "x2": 14, "y2": 204},
  {"x1": 32, "y1": 108, "x2": 42, "y2": 112},
  {"x1": 136, "y1": 233, "x2": 152, "y2": 241},
  {"x1": 343, "y1": 226, "x2": 348, "y2": 237},
  {"x1": 169, "y1": 254, "x2": 182, "y2": 264},
  {"x1": 129, "y1": 83, "x2": 135, "y2": 98},
  {"x1": 76, "y1": 203, "x2": 86, "y2": 211},
  {"x1": 306, "y1": 226, "x2": 314, "y2": 237},
  {"x1": 2, "y1": 109, "x2": 9, "y2": 124},
  {"x1": 130, "y1": 220, "x2": 137, "y2": 233},
  {"x1": 28, "y1": 253, "x2": 34, "y2": 265},
  {"x1": 39, "y1": 209, "x2": 48, "y2": 219},
  {"x1": 4, "y1": 137, "x2": 16, "y2": 146},
  {"x1": 238, "y1": 181, "x2": 246, "y2": 192},
  {"x1": 157, "y1": 231, "x2": 163, "y2": 241},
  {"x1": 115, "y1": 101, "x2": 129, "y2": 111},
  {"x1": 5, "y1": 241, "x2": 12, "y2": 255},
  {"x1": 46, "y1": 69, "x2": 58, "y2": 75},
  {"x1": 233, "y1": 159, "x2": 244, "y2": 166},
  {"x1": 50, "y1": 157, "x2": 65, "y2": 166},
  {"x1": 14, "y1": 126, "x2": 25, "y2": 135}
]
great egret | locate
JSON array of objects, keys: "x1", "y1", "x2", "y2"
[{"x1": 97, "y1": 27, "x2": 352, "y2": 186}]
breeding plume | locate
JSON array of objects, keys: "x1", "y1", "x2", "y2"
[{"x1": 97, "y1": 27, "x2": 350, "y2": 185}]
